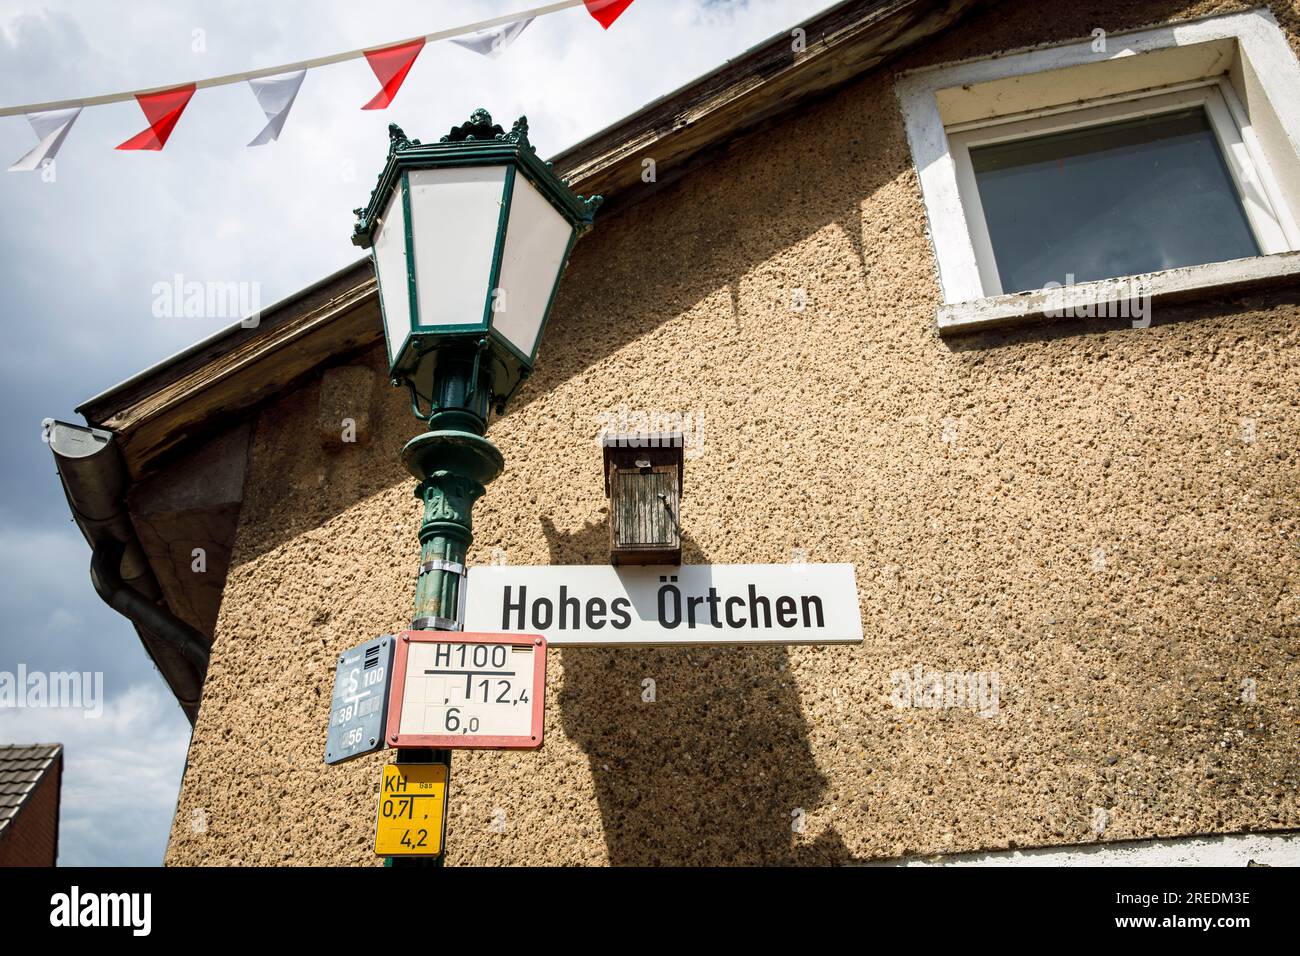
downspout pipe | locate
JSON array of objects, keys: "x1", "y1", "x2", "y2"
[
  {"x1": 90, "y1": 538, "x2": 210, "y2": 679},
  {"x1": 49, "y1": 420, "x2": 206, "y2": 724}
]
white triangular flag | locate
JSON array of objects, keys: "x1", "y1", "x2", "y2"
[
  {"x1": 246, "y1": 69, "x2": 306, "y2": 146},
  {"x1": 449, "y1": 17, "x2": 533, "y2": 58},
  {"x1": 8, "y1": 106, "x2": 82, "y2": 172}
]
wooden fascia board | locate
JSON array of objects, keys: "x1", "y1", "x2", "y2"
[
  {"x1": 554, "y1": 0, "x2": 977, "y2": 202},
  {"x1": 103, "y1": 272, "x2": 378, "y2": 477}
]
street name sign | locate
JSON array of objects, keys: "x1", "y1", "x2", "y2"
[
  {"x1": 386, "y1": 630, "x2": 547, "y2": 749},
  {"x1": 374, "y1": 762, "x2": 448, "y2": 856},
  {"x1": 324, "y1": 635, "x2": 394, "y2": 765},
  {"x1": 463, "y1": 564, "x2": 863, "y2": 647}
]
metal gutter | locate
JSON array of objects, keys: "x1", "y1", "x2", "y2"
[{"x1": 549, "y1": 0, "x2": 870, "y2": 163}]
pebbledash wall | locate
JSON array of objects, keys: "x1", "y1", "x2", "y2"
[{"x1": 166, "y1": 0, "x2": 1300, "y2": 865}]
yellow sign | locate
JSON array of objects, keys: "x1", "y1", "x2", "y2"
[{"x1": 375, "y1": 763, "x2": 448, "y2": 856}]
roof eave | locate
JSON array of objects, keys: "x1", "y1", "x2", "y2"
[{"x1": 75, "y1": 0, "x2": 980, "y2": 449}]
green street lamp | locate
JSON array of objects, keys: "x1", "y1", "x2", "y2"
[
  {"x1": 351, "y1": 109, "x2": 600, "y2": 863},
  {"x1": 353, "y1": 110, "x2": 601, "y2": 409},
  {"x1": 353, "y1": 108, "x2": 599, "y2": 632}
]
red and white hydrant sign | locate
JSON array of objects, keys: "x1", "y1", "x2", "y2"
[{"x1": 386, "y1": 630, "x2": 546, "y2": 750}]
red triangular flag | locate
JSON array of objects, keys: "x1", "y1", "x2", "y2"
[
  {"x1": 584, "y1": 0, "x2": 635, "y2": 29},
  {"x1": 362, "y1": 38, "x2": 425, "y2": 110},
  {"x1": 116, "y1": 84, "x2": 196, "y2": 151}
]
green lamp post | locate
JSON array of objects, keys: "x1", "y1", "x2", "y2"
[{"x1": 352, "y1": 109, "x2": 600, "y2": 864}]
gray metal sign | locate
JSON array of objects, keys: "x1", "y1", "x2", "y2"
[{"x1": 324, "y1": 635, "x2": 395, "y2": 765}]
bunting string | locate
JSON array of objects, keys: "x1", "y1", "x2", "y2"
[{"x1": 4, "y1": 0, "x2": 636, "y2": 167}]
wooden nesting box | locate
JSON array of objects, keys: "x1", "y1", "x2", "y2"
[{"x1": 602, "y1": 432, "x2": 684, "y2": 566}]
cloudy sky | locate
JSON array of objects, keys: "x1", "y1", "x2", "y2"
[{"x1": 0, "y1": 0, "x2": 839, "y2": 865}]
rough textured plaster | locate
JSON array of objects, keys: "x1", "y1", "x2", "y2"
[{"x1": 166, "y1": 0, "x2": 1300, "y2": 866}]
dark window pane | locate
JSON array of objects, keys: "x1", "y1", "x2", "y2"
[{"x1": 970, "y1": 107, "x2": 1260, "y2": 293}]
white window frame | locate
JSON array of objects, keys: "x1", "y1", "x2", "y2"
[
  {"x1": 896, "y1": 9, "x2": 1300, "y2": 330},
  {"x1": 949, "y1": 82, "x2": 1295, "y2": 296}
]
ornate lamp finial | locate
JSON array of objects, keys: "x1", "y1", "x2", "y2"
[
  {"x1": 442, "y1": 109, "x2": 505, "y2": 143},
  {"x1": 387, "y1": 123, "x2": 419, "y2": 154}
]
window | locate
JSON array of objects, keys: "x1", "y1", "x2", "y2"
[
  {"x1": 952, "y1": 83, "x2": 1291, "y2": 295},
  {"x1": 897, "y1": 10, "x2": 1300, "y2": 331}
]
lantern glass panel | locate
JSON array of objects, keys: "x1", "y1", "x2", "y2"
[
  {"x1": 373, "y1": 188, "x2": 411, "y2": 367},
  {"x1": 408, "y1": 165, "x2": 508, "y2": 331},
  {"x1": 493, "y1": 173, "x2": 574, "y2": 359}
]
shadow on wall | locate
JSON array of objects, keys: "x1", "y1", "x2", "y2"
[
  {"x1": 541, "y1": 515, "x2": 851, "y2": 865},
  {"x1": 501, "y1": 82, "x2": 893, "y2": 423}
]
